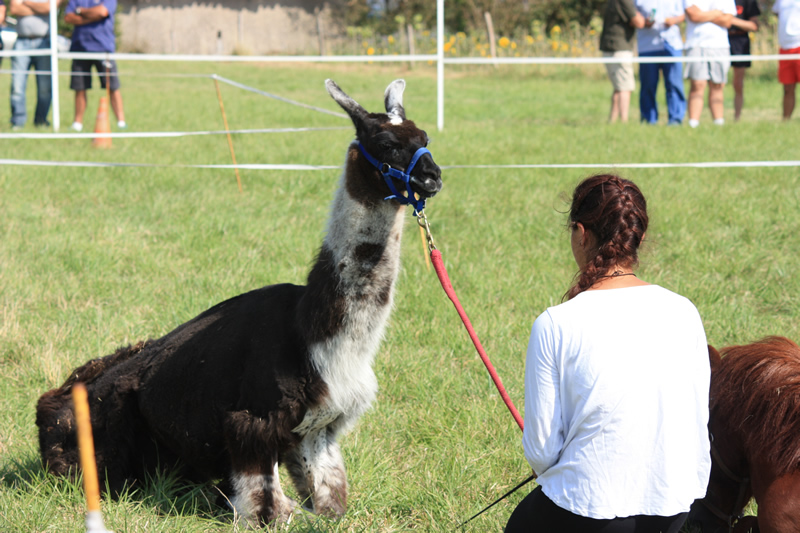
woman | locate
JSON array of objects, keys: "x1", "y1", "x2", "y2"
[{"x1": 506, "y1": 175, "x2": 711, "y2": 533}]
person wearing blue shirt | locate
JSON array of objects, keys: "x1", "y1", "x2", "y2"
[
  {"x1": 64, "y1": 0, "x2": 126, "y2": 131},
  {"x1": 636, "y1": 0, "x2": 687, "y2": 125}
]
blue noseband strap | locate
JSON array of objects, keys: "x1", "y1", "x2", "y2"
[{"x1": 357, "y1": 142, "x2": 432, "y2": 213}]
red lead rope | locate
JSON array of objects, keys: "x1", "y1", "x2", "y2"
[{"x1": 430, "y1": 248, "x2": 525, "y2": 431}]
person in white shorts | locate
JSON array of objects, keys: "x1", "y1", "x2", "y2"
[
  {"x1": 600, "y1": 0, "x2": 646, "y2": 122},
  {"x1": 683, "y1": 0, "x2": 736, "y2": 127}
]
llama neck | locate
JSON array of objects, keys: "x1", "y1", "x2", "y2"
[
  {"x1": 298, "y1": 150, "x2": 406, "y2": 346},
  {"x1": 322, "y1": 170, "x2": 406, "y2": 307}
]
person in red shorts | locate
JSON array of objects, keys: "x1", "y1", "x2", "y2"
[{"x1": 773, "y1": 0, "x2": 800, "y2": 120}]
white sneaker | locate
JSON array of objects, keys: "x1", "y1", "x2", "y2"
[
  {"x1": 688, "y1": 119, "x2": 700, "y2": 128},
  {"x1": 71, "y1": 122, "x2": 83, "y2": 132},
  {"x1": 117, "y1": 120, "x2": 127, "y2": 129}
]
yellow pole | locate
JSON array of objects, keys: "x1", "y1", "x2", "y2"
[
  {"x1": 214, "y1": 77, "x2": 243, "y2": 193},
  {"x1": 72, "y1": 383, "x2": 101, "y2": 513},
  {"x1": 72, "y1": 383, "x2": 113, "y2": 532},
  {"x1": 419, "y1": 225, "x2": 431, "y2": 271}
]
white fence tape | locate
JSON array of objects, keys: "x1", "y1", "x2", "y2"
[
  {"x1": 1, "y1": 158, "x2": 798, "y2": 170},
  {"x1": 212, "y1": 75, "x2": 348, "y2": 119},
  {"x1": 0, "y1": 127, "x2": 348, "y2": 140}
]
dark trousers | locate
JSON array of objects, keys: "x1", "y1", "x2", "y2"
[
  {"x1": 505, "y1": 486, "x2": 688, "y2": 533},
  {"x1": 639, "y1": 42, "x2": 686, "y2": 125}
]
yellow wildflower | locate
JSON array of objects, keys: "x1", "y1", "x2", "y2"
[
  {"x1": 388, "y1": 35, "x2": 395, "y2": 44},
  {"x1": 552, "y1": 25, "x2": 561, "y2": 33},
  {"x1": 498, "y1": 36, "x2": 510, "y2": 48},
  {"x1": 444, "y1": 41, "x2": 453, "y2": 53},
  {"x1": 367, "y1": 47, "x2": 375, "y2": 55},
  {"x1": 511, "y1": 41, "x2": 517, "y2": 49},
  {"x1": 526, "y1": 35, "x2": 534, "y2": 44}
]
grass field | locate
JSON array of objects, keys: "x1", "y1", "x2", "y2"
[{"x1": 1, "y1": 60, "x2": 798, "y2": 531}]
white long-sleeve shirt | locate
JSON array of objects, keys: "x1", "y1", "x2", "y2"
[{"x1": 523, "y1": 285, "x2": 711, "y2": 519}]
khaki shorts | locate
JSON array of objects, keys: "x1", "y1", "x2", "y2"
[
  {"x1": 603, "y1": 51, "x2": 636, "y2": 92},
  {"x1": 684, "y1": 47, "x2": 730, "y2": 84}
]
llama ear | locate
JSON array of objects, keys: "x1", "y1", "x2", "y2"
[
  {"x1": 384, "y1": 79, "x2": 406, "y2": 121},
  {"x1": 326, "y1": 79, "x2": 368, "y2": 127}
]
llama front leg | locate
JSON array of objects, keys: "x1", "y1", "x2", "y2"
[
  {"x1": 227, "y1": 462, "x2": 296, "y2": 528},
  {"x1": 284, "y1": 427, "x2": 348, "y2": 517},
  {"x1": 223, "y1": 411, "x2": 297, "y2": 527}
]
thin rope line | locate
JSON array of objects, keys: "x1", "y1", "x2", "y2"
[
  {"x1": 2, "y1": 159, "x2": 797, "y2": 170},
  {"x1": 0, "y1": 127, "x2": 348, "y2": 140},
  {"x1": 212, "y1": 74, "x2": 348, "y2": 118}
]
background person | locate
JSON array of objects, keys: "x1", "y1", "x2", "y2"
[
  {"x1": 0, "y1": 3, "x2": 6, "y2": 69},
  {"x1": 773, "y1": 0, "x2": 800, "y2": 120},
  {"x1": 600, "y1": 0, "x2": 646, "y2": 123},
  {"x1": 505, "y1": 174, "x2": 711, "y2": 533},
  {"x1": 635, "y1": 0, "x2": 686, "y2": 125},
  {"x1": 8, "y1": 0, "x2": 62, "y2": 129},
  {"x1": 728, "y1": 0, "x2": 760, "y2": 121},
  {"x1": 683, "y1": 0, "x2": 736, "y2": 127},
  {"x1": 64, "y1": 0, "x2": 126, "y2": 131}
]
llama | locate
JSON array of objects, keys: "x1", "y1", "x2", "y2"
[{"x1": 35, "y1": 79, "x2": 442, "y2": 527}]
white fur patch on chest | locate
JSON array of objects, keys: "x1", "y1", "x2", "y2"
[{"x1": 294, "y1": 333, "x2": 380, "y2": 437}]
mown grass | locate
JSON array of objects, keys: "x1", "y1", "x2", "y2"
[{"x1": 1, "y1": 60, "x2": 797, "y2": 531}]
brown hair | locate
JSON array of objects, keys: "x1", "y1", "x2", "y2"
[{"x1": 565, "y1": 174, "x2": 648, "y2": 300}]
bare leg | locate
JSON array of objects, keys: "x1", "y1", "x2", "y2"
[
  {"x1": 618, "y1": 90, "x2": 631, "y2": 123},
  {"x1": 608, "y1": 91, "x2": 620, "y2": 123},
  {"x1": 708, "y1": 82, "x2": 725, "y2": 122},
  {"x1": 688, "y1": 79, "x2": 707, "y2": 124},
  {"x1": 109, "y1": 89, "x2": 125, "y2": 123},
  {"x1": 74, "y1": 90, "x2": 88, "y2": 125},
  {"x1": 732, "y1": 67, "x2": 746, "y2": 121},
  {"x1": 285, "y1": 427, "x2": 347, "y2": 518},
  {"x1": 784, "y1": 83, "x2": 796, "y2": 120}
]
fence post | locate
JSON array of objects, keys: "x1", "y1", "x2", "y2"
[
  {"x1": 407, "y1": 23, "x2": 415, "y2": 69},
  {"x1": 315, "y1": 7, "x2": 326, "y2": 56},
  {"x1": 484, "y1": 11, "x2": 497, "y2": 67},
  {"x1": 437, "y1": 0, "x2": 444, "y2": 131}
]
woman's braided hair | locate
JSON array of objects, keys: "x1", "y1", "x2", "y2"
[{"x1": 565, "y1": 174, "x2": 648, "y2": 301}]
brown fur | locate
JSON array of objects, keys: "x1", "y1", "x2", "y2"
[{"x1": 711, "y1": 336, "x2": 800, "y2": 477}]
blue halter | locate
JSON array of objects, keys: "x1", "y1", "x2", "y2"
[{"x1": 357, "y1": 142, "x2": 432, "y2": 214}]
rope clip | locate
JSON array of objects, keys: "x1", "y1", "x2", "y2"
[{"x1": 416, "y1": 209, "x2": 437, "y2": 252}]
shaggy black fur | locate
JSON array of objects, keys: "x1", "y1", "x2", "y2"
[{"x1": 37, "y1": 284, "x2": 329, "y2": 493}]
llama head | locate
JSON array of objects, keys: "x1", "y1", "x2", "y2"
[{"x1": 326, "y1": 79, "x2": 443, "y2": 204}]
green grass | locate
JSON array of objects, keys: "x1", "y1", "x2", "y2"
[{"x1": 1, "y1": 60, "x2": 798, "y2": 531}]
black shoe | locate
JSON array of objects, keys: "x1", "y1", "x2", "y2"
[{"x1": 35, "y1": 120, "x2": 51, "y2": 128}]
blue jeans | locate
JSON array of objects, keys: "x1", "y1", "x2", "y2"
[
  {"x1": 10, "y1": 36, "x2": 53, "y2": 127},
  {"x1": 639, "y1": 43, "x2": 685, "y2": 125}
]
